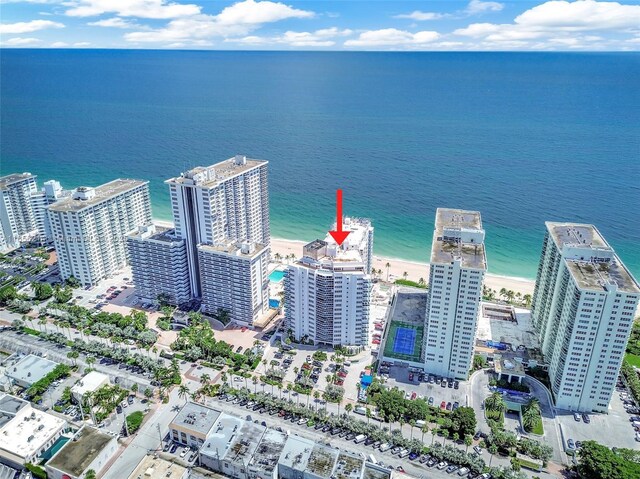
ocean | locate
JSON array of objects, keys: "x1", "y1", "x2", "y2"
[{"x1": 1, "y1": 50, "x2": 638, "y2": 280}]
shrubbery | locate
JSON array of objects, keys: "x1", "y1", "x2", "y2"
[{"x1": 126, "y1": 411, "x2": 144, "y2": 434}]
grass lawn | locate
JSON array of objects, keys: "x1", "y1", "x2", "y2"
[
  {"x1": 517, "y1": 458, "x2": 542, "y2": 472},
  {"x1": 625, "y1": 353, "x2": 640, "y2": 368}
]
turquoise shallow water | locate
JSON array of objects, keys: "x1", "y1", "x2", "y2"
[{"x1": 1, "y1": 50, "x2": 639, "y2": 280}]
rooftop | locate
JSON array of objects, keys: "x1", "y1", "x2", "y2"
[
  {"x1": 47, "y1": 178, "x2": 147, "y2": 213},
  {"x1": 0, "y1": 172, "x2": 35, "y2": 190},
  {"x1": 248, "y1": 428, "x2": 287, "y2": 474},
  {"x1": 430, "y1": 208, "x2": 486, "y2": 270},
  {"x1": 308, "y1": 443, "x2": 339, "y2": 478},
  {"x1": 71, "y1": 371, "x2": 109, "y2": 397},
  {"x1": 6, "y1": 354, "x2": 58, "y2": 386},
  {"x1": 0, "y1": 394, "x2": 67, "y2": 459},
  {"x1": 201, "y1": 413, "x2": 266, "y2": 464},
  {"x1": 278, "y1": 435, "x2": 314, "y2": 472},
  {"x1": 390, "y1": 289, "x2": 428, "y2": 325},
  {"x1": 565, "y1": 259, "x2": 640, "y2": 294},
  {"x1": 362, "y1": 463, "x2": 392, "y2": 479},
  {"x1": 48, "y1": 426, "x2": 113, "y2": 477},
  {"x1": 170, "y1": 402, "x2": 221, "y2": 437},
  {"x1": 127, "y1": 454, "x2": 187, "y2": 479},
  {"x1": 166, "y1": 156, "x2": 267, "y2": 188},
  {"x1": 494, "y1": 355, "x2": 526, "y2": 377},
  {"x1": 198, "y1": 241, "x2": 267, "y2": 259},
  {"x1": 546, "y1": 222, "x2": 609, "y2": 250},
  {"x1": 333, "y1": 451, "x2": 364, "y2": 479},
  {"x1": 297, "y1": 217, "x2": 372, "y2": 271},
  {"x1": 127, "y1": 224, "x2": 183, "y2": 244}
]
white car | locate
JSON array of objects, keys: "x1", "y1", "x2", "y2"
[
  {"x1": 436, "y1": 462, "x2": 447, "y2": 470},
  {"x1": 180, "y1": 448, "x2": 189, "y2": 458}
]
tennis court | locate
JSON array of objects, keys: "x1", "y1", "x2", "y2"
[{"x1": 383, "y1": 320, "x2": 423, "y2": 362}]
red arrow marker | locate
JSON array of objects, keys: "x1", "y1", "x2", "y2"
[{"x1": 329, "y1": 189, "x2": 351, "y2": 246}]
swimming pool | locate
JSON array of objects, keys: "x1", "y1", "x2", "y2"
[{"x1": 269, "y1": 270, "x2": 285, "y2": 282}]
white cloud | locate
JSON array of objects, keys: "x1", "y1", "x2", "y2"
[
  {"x1": 51, "y1": 41, "x2": 69, "y2": 47},
  {"x1": 454, "y1": 0, "x2": 640, "y2": 48},
  {"x1": 227, "y1": 27, "x2": 352, "y2": 47},
  {"x1": 0, "y1": 19, "x2": 64, "y2": 34},
  {"x1": 88, "y1": 17, "x2": 143, "y2": 29},
  {"x1": 73, "y1": 41, "x2": 91, "y2": 46},
  {"x1": 125, "y1": 0, "x2": 315, "y2": 44},
  {"x1": 465, "y1": 0, "x2": 504, "y2": 14},
  {"x1": 63, "y1": 0, "x2": 201, "y2": 19},
  {"x1": 215, "y1": 0, "x2": 313, "y2": 25},
  {"x1": 345, "y1": 28, "x2": 439, "y2": 48},
  {"x1": 3, "y1": 36, "x2": 41, "y2": 45},
  {"x1": 393, "y1": 11, "x2": 447, "y2": 21}
]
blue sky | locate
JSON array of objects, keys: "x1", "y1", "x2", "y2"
[{"x1": 1, "y1": 0, "x2": 639, "y2": 50}]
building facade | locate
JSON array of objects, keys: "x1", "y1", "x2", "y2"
[
  {"x1": 531, "y1": 222, "x2": 640, "y2": 412},
  {"x1": 47, "y1": 179, "x2": 152, "y2": 287},
  {"x1": 30, "y1": 180, "x2": 70, "y2": 243},
  {"x1": 422, "y1": 209, "x2": 486, "y2": 380},
  {"x1": 0, "y1": 173, "x2": 39, "y2": 251},
  {"x1": 198, "y1": 241, "x2": 270, "y2": 325},
  {"x1": 126, "y1": 224, "x2": 191, "y2": 306},
  {"x1": 165, "y1": 155, "x2": 269, "y2": 297},
  {"x1": 168, "y1": 402, "x2": 221, "y2": 449},
  {"x1": 285, "y1": 218, "x2": 373, "y2": 348}
]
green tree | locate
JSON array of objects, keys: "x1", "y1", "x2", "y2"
[
  {"x1": 178, "y1": 385, "x2": 190, "y2": 404},
  {"x1": 449, "y1": 406, "x2": 477, "y2": 438},
  {"x1": 67, "y1": 350, "x2": 79, "y2": 366},
  {"x1": 0, "y1": 285, "x2": 17, "y2": 305},
  {"x1": 85, "y1": 469, "x2": 97, "y2": 479},
  {"x1": 345, "y1": 403, "x2": 353, "y2": 416},
  {"x1": 464, "y1": 434, "x2": 473, "y2": 452},
  {"x1": 144, "y1": 388, "x2": 153, "y2": 400},
  {"x1": 488, "y1": 444, "x2": 498, "y2": 467},
  {"x1": 485, "y1": 392, "x2": 506, "y2": 413},
  {"x1": 32, "y1": 282, "x2": 53, "y2": 301}
]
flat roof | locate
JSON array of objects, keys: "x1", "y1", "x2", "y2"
[
  {"x1": 430, "y1": 208, "x2": 486, "y2": 269},
  {"x1": 166, "y1": 156, "x2": 267, "y2": 188},
  {"x1": 201, "y1": 413, "x2": 266, "y2": 464},
  {"x1": 546, "y1": 222, "x2": 609, "y2": 250},
  {"x1": 278, "y1": 435, "x2": 315, "y2": 472},
  {"x1": 71, "y1": 371, "x2": 109, "y2": 396},
  {"x1": 0, "y1": 173, "x2": 35, "y2": 189},
  {"x1": 48, "y1": 178, "x2": 147, "y2": 212},
  {"x1": 48, "y1": 426, "x2": 113, "y2": 477},
  {"x1": 334, "y1": 451, "x2": 364, "y2": 479},
  {"x1": 127, "y1": 454, "x2": 187, "y2": 479},
  {"x1": 198, "y1": 241, "x2": 267, "y2": 259},
  {"x1": 170, "y1": 402, "x2": 221, "y2": 437},
  {"x1": 7, "y1": 354, "x2": 58, "y2": 385},
  {"x1": 363, "y1": 463, "x2": 391, "y2": 479},
  {"x1": 390, "y1": 289, "x2": 428, "y2": 325},
  {"x1": 127, "y1": 224, "x2": 183, "y2": 244},
  {"x1": 308, "y1": 443, "x2": 339, "y2": 478},
  {"x1": 249, "y1": 428, "x2": 287, "y2": 474},
  {"x1": 565, "y1": 259, "x2": 640, "y2": 294},
  {"x1": 0, "y1": 395, "x2": 67, "y2": 460},
  {"x1": 494, "y1": 355, "x2": 526, "y2": 377}
]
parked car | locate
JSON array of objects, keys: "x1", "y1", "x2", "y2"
[
  {"x1": 582, "y1": 413, "x2": 591, "y2": 423},
  {"x1": 473, "y1": 445, "x2": 482, "y2": 454},
  {"x1": 573, "y1": 412, "x2": 581, "y2": 422},
  {"x1": 567, "y1": 439, "x2": 575, "y2": 450},
  {"x1": 170, "y1": 443, "x2": 178, "y2": 454}
]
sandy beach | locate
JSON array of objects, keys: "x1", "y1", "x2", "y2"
[{"x1": 270, "y1": 237, "x2": 535, "y2": 296}]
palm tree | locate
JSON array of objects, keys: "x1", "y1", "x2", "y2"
[
  {"x1": 464, "y1": 435, "x2": 473, "y2": 452},
  {"x1": 366, "y1": 408, "x2": 372, "y2": 425},
  {"x1": 345, "y1": 403, "x2": 353, "y2": 416},
  {"x1": 409, "y1": 419, "x2": 415, "y2": 439},
  {"x1": 485, "y1": 392, "x2": 506, "y2": 413},
  {"x1": 178, "y1": 385, "x2": 190, "y2": 404},
  {"x1": 418, "y1": 277, "x2": 426, "y2": 287},
  {"x1": 523, "y1": 294, "x2": 532, "y2": 308},
  {"x1": 421, "y1": 424, "x2": 429, "y2": 443},
  {"x1": 313, "y1": 391, "x2": 320, "y2": 412},
  {"x1": 252, "y1": 376, "x2": 258, "y2": 394},
  {"x1": 387, "y1": 414, "x2": 395, "y2": 434},
  {"x1": 385, "y1": 262, "x2": 391, "y2": 281},
  {"x1": 431, "y1": 428, "x2": 437, "y2": 445},
  {"x1": 402, "y1": 271, "x2": 408, "y2": 281},
  {"x1": 86, "y1": 355, "x2": 96, "y2": 369},
  {"x1": 85, "y1": 469, "x2": 96, "y2": 479},
  {"x1": 452, "y1": 432, "x2": 459, "y2": 445},
  {"x1": 200, "y1": 373, "x2": 211, "y2": 387},
  {"x1": 286, "y1": 383, "x2": 293, "y2": 401},
  {"x1": 488, "y1": 444, "x2": 498, "y2": 466},
  {"x1": 67, "y1": 350, "x2": 79, "y2": 366}
]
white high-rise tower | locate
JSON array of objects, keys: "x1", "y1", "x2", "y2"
[
  {"x1": 0, "y1": 173, "x2": 39, "y2": 251},
  {"x1": 285, "y1": 217, "x2": 373, "y2": 348},
  {"x1": 422, "y1": 208, "x2": 486, "y2": 380},
  {"x1": 531, "y1": 222, "x2": 640, "y2": 412},
  {"x1": 165, "y1": 155, "x2": 270, "y2": 297}
]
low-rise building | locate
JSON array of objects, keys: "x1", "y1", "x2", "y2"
[
  {"x1": 199, "y1": 413, "x2": 266, "y2": 479},
  {"x1": 70, "y1": 371, "x2": 110, "y2": 403},
  {"x1": 169, "y1": 402, "x2": 221, "y2": 449},
  {"x1": 46, "y1": 426, "x2": 118, "y2": 479},
  {"x1": 126, "y1": 454, "x2": 188, "y2": 479},
  {"x1": 247, "y1": 428, "x2": 287, "y2": 479},
  {"x1": 278, "y1": 436, "x2": 340, "y2": 479},
  {"x1": 0, "y1": 394, "x2": 67, "y2": 468},
  {"x1": 5, "y1": 354, "x2": 58, "y2": 389}
]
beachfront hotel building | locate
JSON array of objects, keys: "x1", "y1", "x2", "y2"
[
  {"x1": 422, "y1": 208, "x2": 486, "y2": 380},
  {"x1": 30, "y1": 180, "x2": 71, "y2": 244},
  {"x1": 47, "y1": 179, "x2": 152, "y2": 287},
  {"x1": 198, "y1": 241, "x2": 270, "y2": 325},
  {"x1": 125, "y1": 224, "x2": 191, "y2": 306},
  {"x1": 531, "y1": 222, "x2": 640, "y2": 412},
  {"x1": 0, "y1": 172, "x2": 39, "y2": 251},
  {"x1": 165, "y1": 155, "x2": 270, "y2": 297},
  {"x1": 284, "y1": 217, "x2": 373, "y2": 348}
]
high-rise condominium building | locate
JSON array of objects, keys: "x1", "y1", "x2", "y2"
[
  {"x1": 422, "y1": 208, "x2": 486, "y2": 380},
  {"x1": 285, "y1": 217, "x2": 373, "y2": 348},
  {"x1": 198, "y1": 241, "x2": 270, "y2": 325},
  {"x1": 47, "y1": 179, "x2": 152, "y2": 287},
  {"x1": 0, "y1": 173, "x2": 39, "y2": 251},
  {"x1": 531, "y1": 222, "x2": 640, "y2": 412},
  {"x1": 165, "y1": 155, "x2": 270, "y2": 297},
  {"x1": 126, "y1": 224, "x2": 191, "y2": 306},
  {"x1": 30, "y1": 180, "x2": 71, "y2": 243}
]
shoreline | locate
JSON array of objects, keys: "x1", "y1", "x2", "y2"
[{"x1": 151, "y1": 219, "x2": 535, "y2": 296}]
